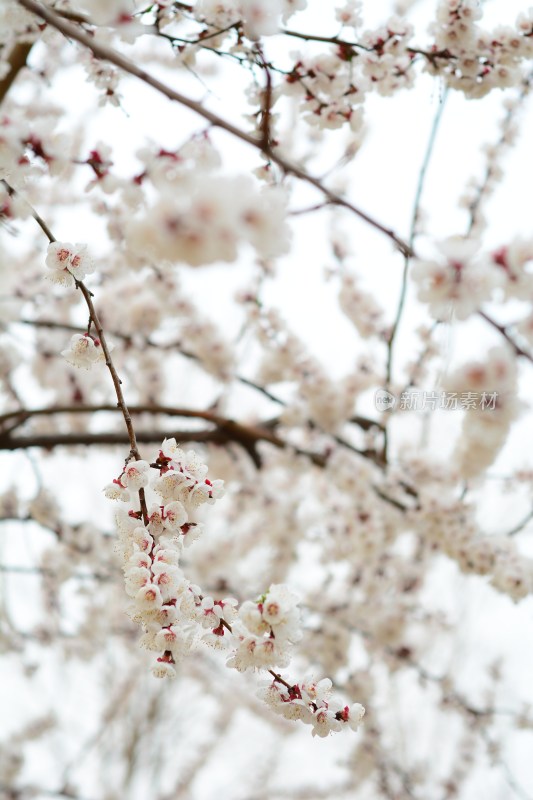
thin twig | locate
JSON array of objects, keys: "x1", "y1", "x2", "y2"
[
  {"x1": 383, "y1": 90, "x2": 448, "y2": 460},
  {"x1": 282, "y1": 27, "x2": 370, "y2": 51}
]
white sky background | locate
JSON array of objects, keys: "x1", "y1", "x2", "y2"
[{"x1": 2, "y1": 0, "x2": 533, "y2": 797}]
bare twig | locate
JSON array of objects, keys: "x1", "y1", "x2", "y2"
[
  {"x1": 383, "y1": 90, "x2": 448, "y2": 460},
  {"x1": 282, "y1": 27, "x2": 370, "y2": 51}
]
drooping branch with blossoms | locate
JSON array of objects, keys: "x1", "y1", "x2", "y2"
[{"x1": 2, "y1": 1, "x2": 533, "y2": 799}]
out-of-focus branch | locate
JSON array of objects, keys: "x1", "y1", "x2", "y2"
[
  {"x1": 0, "y1": 402, "x2": 388, "y2": 471},
  {"x1": 479, "y1": 310, "x2": 533, "y2": 364},
  {"x1": 0, "y1": 42, "x2": 33, "y2": 105},
  {"x1": 467, "y1": 71, "x2": 533, "y2": 235},
  {"x1": 1, "y1": 179, "x2": 56, "y2": 240},
  {"x1": 0, "y1": 404, "x2": 297, "y2": 467},
  {"x1": 506, "y1": 508, "x2": 533, "y2": 537},
  {"x1": 0, "y1": 783, "x2": 94, "y2": 800},
  {"x1": 0, "y1": 425, "x2": 323, "y2": 466},
  {"x1": 0, "y1": 564, "x2": 114, "y2": 581}
]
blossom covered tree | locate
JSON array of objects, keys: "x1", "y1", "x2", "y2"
[{"x1": 1, "y1": 0, "x2": 533, "y2": 797}]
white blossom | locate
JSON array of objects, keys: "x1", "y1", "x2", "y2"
[
  {"x1": 61, "y1": 334, "x2": 105, "y2": 370},
  {"x1": 45, "y1": 242, "x2": 94, "y2": 287}
]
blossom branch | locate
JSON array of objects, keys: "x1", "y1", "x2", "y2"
[
  {"x1": 15, "y1": 0, "x2": 412, "y2": 257},
  {"x1": 2, "y1": 180, "x2": 149, "y2": 522}
]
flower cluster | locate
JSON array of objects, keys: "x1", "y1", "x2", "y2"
[
  {"x1": 359, "y1": 16, "x2": 416, "y2": 96},
  {"x1": 283, "y1": 53, "x2": 368, "y2": 132},
  {"x1": 413, "y1": 235, "x2": 533, "y2": 321},
  {"x1": 125, "y1": 168, "x2": 291, "y2": 267},
  {"x1": 411, "y1": 237, "x2": 500, "y2": 320},
  {"x1": 339, "y1": 271, "x2": 386, "y2": 339},
  {"x1": 194, "y1": 0, "x2": 307, "y2": 39},
  {"x1": 414, "y1": 493, "x2": 533, "y2": 602},
  {"x1": 259, "y1": 674, "x2": 365, "y2": 738},
  {"x1": 459, "y1": 94, "x2": 524, "y2": 235},
  {"x1": 152, "y1": 438, "x2": 225, "y2": 508},
  {"x1": 443, "y1": 346, "x2": 521, "y2": 479},
  {"x1": 112, "y1": 441, "x2": 227, "y2": 678},
  {"x1": 336, "y1": 0, "x2": 363, "y2": 30},
  {"x1": 429, "y1": 1, "x2": 533, "y2": 98},
  {"x1": 490, "y1": 239, "x2": 533, "y2": 300},
  {"x1": 277, "y1": 4, "x2": 533, "y2": 134},
  {"x1": 226, "y1": 584, "x2": 302, "y2": 671}
]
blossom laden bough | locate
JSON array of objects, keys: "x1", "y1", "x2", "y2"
[{"x1": 107, "y1": 441, "x2": 365, "y2": 735}]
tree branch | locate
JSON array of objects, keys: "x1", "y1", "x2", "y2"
[
  {"x1": 0, "y1": 404, "x2": 295, "y2": 467},
  {"x1": 0, "y1": 401, "x2": 388, "y2": 472}
]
